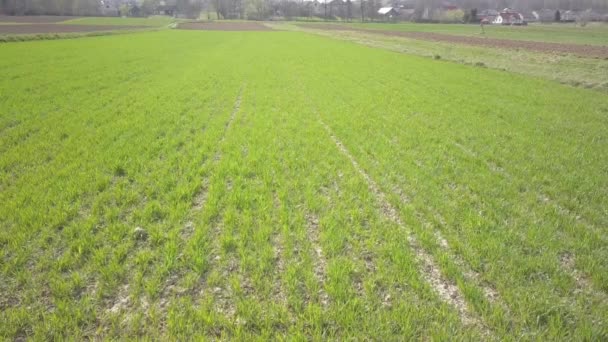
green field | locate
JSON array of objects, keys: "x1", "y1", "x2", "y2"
[
  {"x1": 1, "y1": 28, "x2": 607, "y2": 340},
  {"x1": 341, "y1": 22, "x2": 608, "y2": 45}
]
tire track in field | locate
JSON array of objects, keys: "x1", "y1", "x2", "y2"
[
  {"x1": 160, "y1": 84, "x2": 245, "y2": 321},
  {"x1": 297, "y1": 72, "x2": 504, "y2": 312},
  {"x1": 293, "y1": 73, "x2": 486, "y2": 321},
  {"x1": 296, "y1": 102, "x2": 376, "y2": 306},
  {"x1": 387, "y1": 108, "x2": 604, "y2": 312},
  {"x1": 319, "y1": 120, "x2": 491, "y2": 336},
  {"x1": 382, "y1": 158, "x2": 505, "y2": 308},
  {"x1": 300, "y1": 72, "x2": 510, "y2": 312},
  {"x1": 366, "y1": 64, "x2": 602, "y2": 235},
  {"x1": 182, "y1": 84, "x2": 245, "y2": 239},
  {"x1": 417, "y1": 209, "x2": 503, "y2": 306},
  {"x1": 390, "y1": 105, "x2": 603, "y2": 306},
  {"x1": 200, "y1": 85, "x2": 246, "y2": 320}
]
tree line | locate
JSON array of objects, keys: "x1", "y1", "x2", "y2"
[
  {"x1": 1, "y1": 0, "x2": 100, "y2": 15},
  {"x1": 1, "y1": 0, "x2": 607, "y2": 18},
  {"x1": 450, "y1": 0, "x2": 608, "y2": 12}
]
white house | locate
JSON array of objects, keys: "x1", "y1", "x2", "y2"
[{"x1": 378, "y1": 7, "x2": 399, "y2": 19}]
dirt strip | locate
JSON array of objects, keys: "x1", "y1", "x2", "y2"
[
  {"x1": 0, "y1": 15, "x2": 79, "y2": 23},
  {"x1": 178, "y1": 22, "x2": 274, "y2": 31},
  {"x1": 0, "y1": 24, "x2": 146, "y2": 35},
  {"x1": 301, "y1": 24, "x2": 608, "y2": 59},
  {"x1": 320, "y1": 120, "x2": 491, "y2": 336}
]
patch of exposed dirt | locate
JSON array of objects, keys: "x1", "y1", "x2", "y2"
[
  {"x1": 178, "y1": 21, "x2": 274, "y2": 31},
  {"x1": 301, "y1": 24, "x2": 608, "y2": 59},
  {"x1": 0, "y1": 24, "x2": 146, "y2": 35},
  {"x1": 107, "y1": 284, "x2": 131, "y2": 314},
  {"x1": 0, "y1": 15, "x2": 79, "y2": 23},
  {"x1": 559, "y1": 252, "x2": 590, "y2": 294}
]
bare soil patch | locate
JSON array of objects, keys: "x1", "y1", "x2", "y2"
[
  {"x1": 0, "y1": 24, "x2": 145, "y2": 35},
  {"x1": 178, "y1": 21, "x2": 273, "y2": 31},
  {"x1": 302, "y1": 24, "x2": 608, "y2": 59},
  {"x1": 0, "y1": 15, "x2": 78, "y2": 23}
]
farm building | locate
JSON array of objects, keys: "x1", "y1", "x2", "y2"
[
  {"x1": 532, "y1": 9, "x2": 557, "y2": 22},
  {"x1": 398, "y1": 8, "x2": 415, "y2": 21},
  {"x1": 99, "y1": 0, "x2": 120, "y2": 16},
  {"x1": 155, "y1": 4, "x2": 176, "y2": 16},
  {"x1": 378, "y1": 7, "x2": 399, "y2": 20},
  {"x1": 558, "y1": 10, "x2": 601, "y2": 22},
  {"x1": 440, "y1": 1, "x2": 458, "y2": 11},
  {"x1": 493, "y1": 8, "x2": 525, "y2": 25},
  {"x1": 521, "y1": 11, "x2": 537, "y2": 23}
]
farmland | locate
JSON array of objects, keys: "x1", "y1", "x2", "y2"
[
  {"x1": 344, "y1": 22, "x2": 608, "y2": 45},
  {"x1": 1, "y1": 23, "x2": 608, "y2": 340},
  {"x1": 284, "y1": 22, "x2": 608, "y2": 91},
  {"x1": 0, "y1": 15, "x2": 173, "y2": 37},
  {"x1": 62, "y1": 16, "x2": 177, "y2": 27}
]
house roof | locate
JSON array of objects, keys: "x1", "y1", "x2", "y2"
[{"x1": 378, "y1": 7, "x2": 396, "y2": 15}]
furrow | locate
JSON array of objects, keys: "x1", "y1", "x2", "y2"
[
  {"x1": 201, "y1": 83, "x2": 246, "y2": 319},
  {"x1": 182, "y1": 84, "x2": 245, "y2": 239},
  {"x1": 271, "y1": 192, "x2": 288, "y2": 307},
  {"x1": 189, "y1": 84, "x2": 246, "y2": 317},
  {"x1": 432, "y1": 228, "x2": 502, "y2": 305},
  {"x1": 305, "y1": 212, "x2": 330, "y2": 309},
  {"x1": 214, "y1": 83, "x2": 245, "y2": 161},
  {"x1": 393, "y1": 175, "x2": 504, "y2": 306}
]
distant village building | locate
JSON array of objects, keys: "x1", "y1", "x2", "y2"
[
  {"x1": 398, "y1": 8, "x2": 416, "y2": 21},
  {"x1": 532, "y1": 9, "x2": 556, "y2": 22},
  {"x1": 440, "y1": 1, "x2": 458, "y2": 11},
  {"x1": 99, "y1": 0, "x2": 120, "y2": 16},
  {"x1": 492, "y1": 8, "x2": 525, "y2": 25},
  {"x1": 156, "y1": 5, "x2": 177, "y2": 16},
  {"x1": 521, "y1": 11, "x2": 537, "y2": 23},
  {"x1": 478, "y1": 9, "x2": 499, "y2": 23},
  {"x1": 378, "y1": 7, "x2": 399, "y2": 20}
]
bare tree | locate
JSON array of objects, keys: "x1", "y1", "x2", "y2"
[{"x1": 346, "y1": 0, "x2": 352, "y2": 21}]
